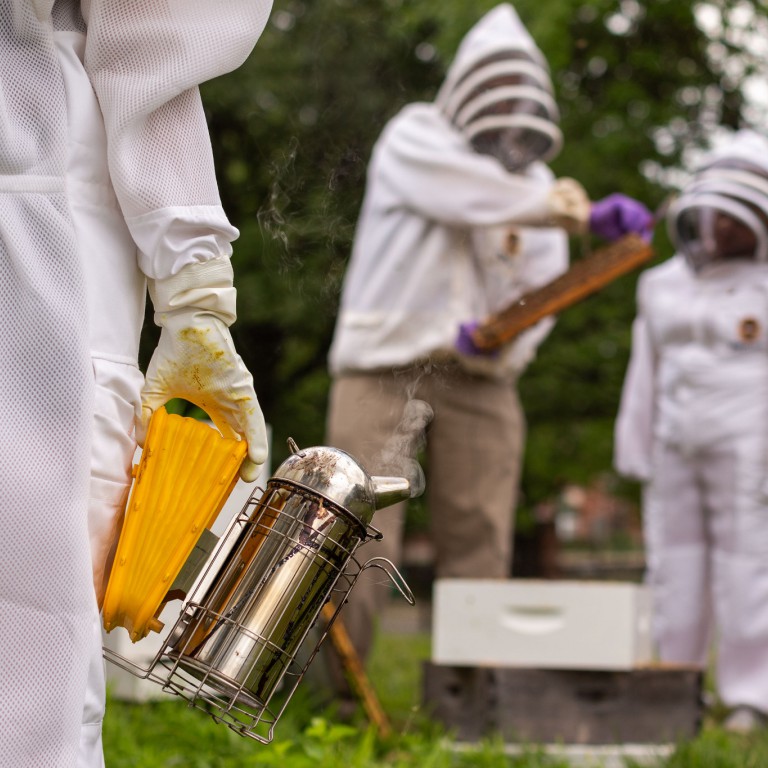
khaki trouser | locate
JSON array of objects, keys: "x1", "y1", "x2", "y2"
[{"x1": 325, "y1": 363, "x2": 525, "y2": 667}]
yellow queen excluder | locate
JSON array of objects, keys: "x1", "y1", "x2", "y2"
[{"x1": 102, "y1": 406, "x2": 247, "y2": 641}]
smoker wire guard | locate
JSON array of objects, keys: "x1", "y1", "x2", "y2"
[{"x1": 102, "y1": 480, "x2": 414, "y2": 744}]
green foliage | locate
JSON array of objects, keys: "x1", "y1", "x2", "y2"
[
  {"x1": 103, "y1": 629, "x2": 768, "y2": 766},
  {"x1": 167, "y1": 0, "x2": 760, "y2": 494},
  {"x1": 666, "y1": 727, "x2": 768, "y2": 768}
]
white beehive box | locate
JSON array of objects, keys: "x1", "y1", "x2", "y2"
[{"x1": 432, "y1": 578, "x2": 653, "y2": 671}]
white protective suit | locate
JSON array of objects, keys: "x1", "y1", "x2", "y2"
[
  {"x1": 0, "y1": 1, "x2": 271, "y2": 765},
  {"x1": 615, "y1": 131, "x2": 768, "y2": 714}
]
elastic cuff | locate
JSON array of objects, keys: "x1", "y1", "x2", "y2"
[{"x1": 148, "y1": 259, "x2": 236, "y2": 325}]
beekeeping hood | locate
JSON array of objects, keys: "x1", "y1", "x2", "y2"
[
  {"x1": 435, "y1": 3, "x2": 562, "y2": 172},
  {"x1": 667, "y1": 130, "x2": 768, "y2": 271}
]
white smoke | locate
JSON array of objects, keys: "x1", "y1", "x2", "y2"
[{"x1": 376, "y1": 396, "x2": 433, "y2": 498}]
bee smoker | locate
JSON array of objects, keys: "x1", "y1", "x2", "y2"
[{"x1": 107, "y1": 438, "x2": 414, "y2": 743}]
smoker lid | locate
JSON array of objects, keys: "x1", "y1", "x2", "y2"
[{"x1": 271, "y1": 440, "x2": 378, "y2": 525}]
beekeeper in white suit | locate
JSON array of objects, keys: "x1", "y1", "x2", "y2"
[
  {"x1": 615, "y1": 129, "x2": 768, "y2": 734},
  {"x1": 0, "y1": 1, "x2": 271, "y2": 765},
  {"x1": 324, "y1": 2, "x2": 652, "y2": 699}
]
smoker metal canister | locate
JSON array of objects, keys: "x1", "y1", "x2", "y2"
[{"x1": 163, "y1": 439, "x2": 412, "y2": 712}]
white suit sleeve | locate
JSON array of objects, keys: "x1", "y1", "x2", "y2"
[
  {"x1": 375, "y1": 106, "x2": 559, "y2": 228},
  {"x1": 614, "y1": 291, "x2": 657, "y2": 482},
  {"x1": 81, "y1": 0, "x2": 272, "y2": 279}
]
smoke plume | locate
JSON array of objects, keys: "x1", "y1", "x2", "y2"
[{"x1": 376, "y1": 396, "x2": 433, "y2": 498}]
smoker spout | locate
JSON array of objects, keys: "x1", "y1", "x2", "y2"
[{"x1": 371, "y1": 476, "x2": 411, "y2": 510}]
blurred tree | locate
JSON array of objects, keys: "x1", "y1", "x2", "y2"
[{"x1": 148, "y1": 0, "x2": 759, "y2": 508}]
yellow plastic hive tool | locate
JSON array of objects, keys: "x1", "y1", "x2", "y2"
[{"x1": 102, "y1": 406, "x2": 247, "y2": 641}]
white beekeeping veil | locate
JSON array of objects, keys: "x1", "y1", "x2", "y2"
[
  {"x1": 667, "y1": 130, "x2": 768, "y2": 270},
  {"x1": 435, "y1": 3, "x2": 562, "y2": 172}
]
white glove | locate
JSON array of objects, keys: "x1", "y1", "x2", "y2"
[
  {"x1": 547, "y1": 177, "x2": 591, "y2": 234},
  {"x1": 140, "y1": 258, "x2": 268, "y2": 482}
]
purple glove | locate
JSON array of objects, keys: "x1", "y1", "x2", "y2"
[
  {"x1": 589, "y1": 193, "x2": 654, "y2": 242},
  {"x1": 455, "y1": 321, "x2": 498, "y2": 358}
]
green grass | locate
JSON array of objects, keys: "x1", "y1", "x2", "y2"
[{"x1": 103, "y1": 630, "x2": 768, "y2": 767}]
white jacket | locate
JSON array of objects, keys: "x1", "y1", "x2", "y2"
[
  {"x1": 328, "y1": 102, "x2": 568, "y2": 380},
  {"x1": 329, "y1": 3, "x2": 570, "y2": 381},
  {"x1": 614, "y1": 254, "x2": 768, "y2": 481}
]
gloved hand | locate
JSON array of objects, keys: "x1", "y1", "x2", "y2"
[
  {"x1": 547, "y1": 178, "x2": 592, "y2": 234},
  {"x1": 589, "y1": 193, "x2": 654, "y2": 242},
  {"x1": 140, "y1": 258, "x2": 268, "y2": 482},
  {"x1": 455, "y1": 321, "x2": 498, "y2": 358}
]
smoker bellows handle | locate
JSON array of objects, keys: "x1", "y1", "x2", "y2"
[{"x1": 471, "y1": 233, "x2": 655, "y2": 352}]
